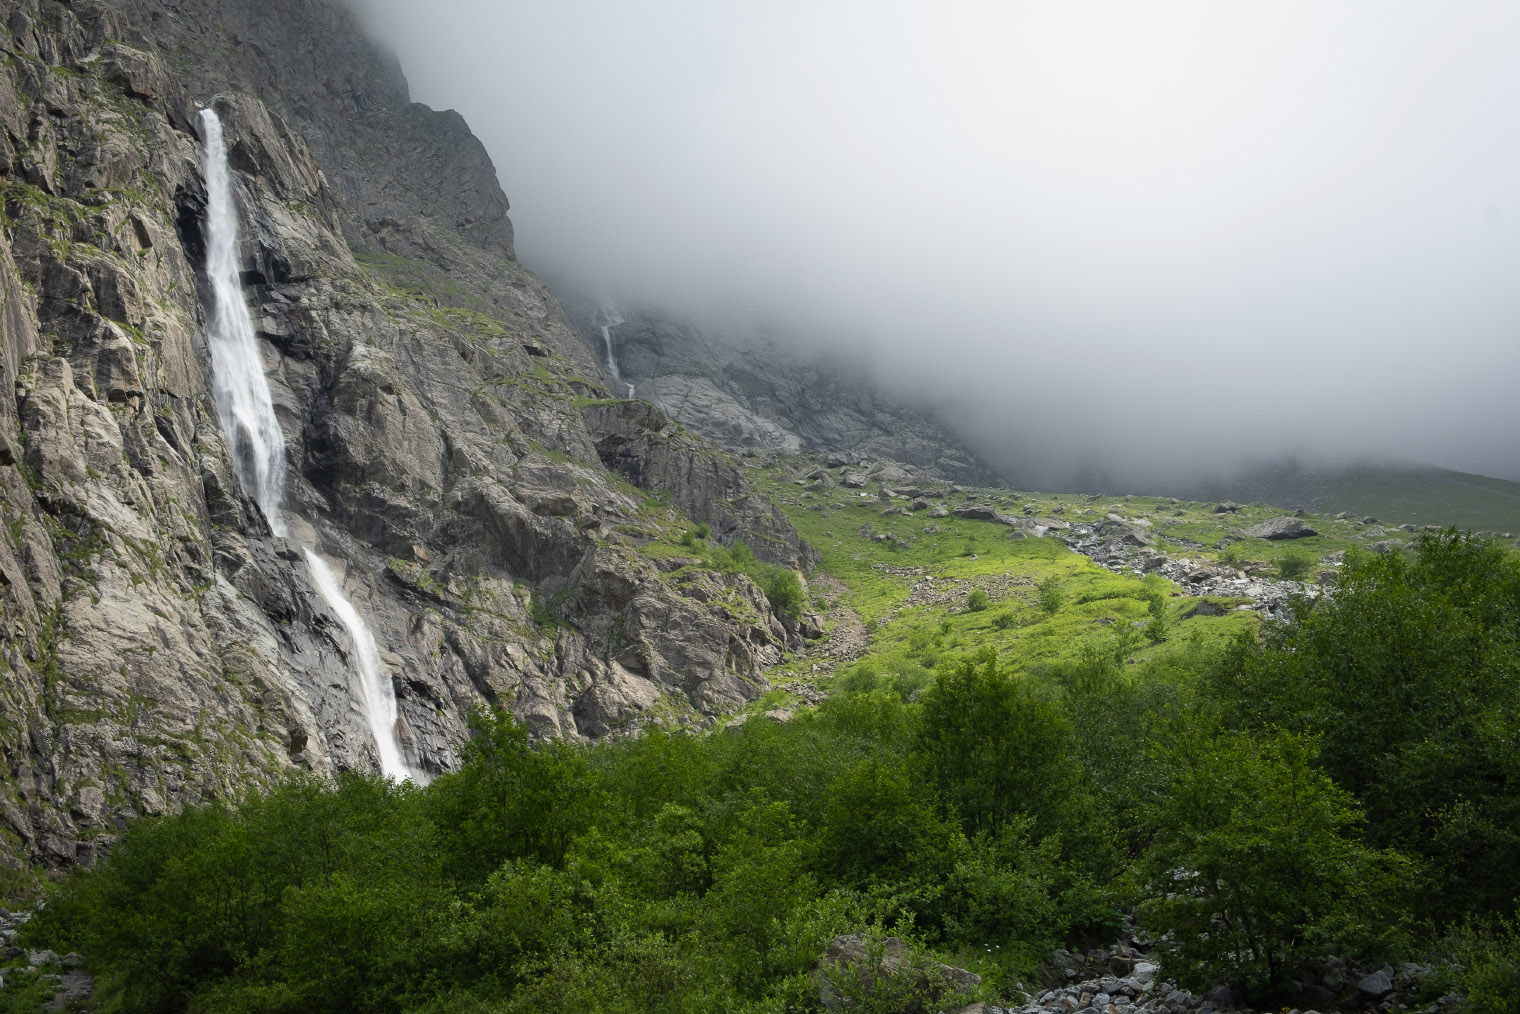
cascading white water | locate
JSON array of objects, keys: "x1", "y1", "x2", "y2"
[
  {"x1": 198, "y1": 106, "x2": 413, "y2": 781},
  {"x1": 302, "y1": 549, "x2": 410, "y2": 781},
  {"x1": 200, "y1": 108, "x2": 288, "y2": 536},
  {"x1": 597, "y1": 305, "x2": 635, "y2": 398}
]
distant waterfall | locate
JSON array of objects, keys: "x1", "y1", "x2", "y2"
[
  {"x1": 198, "y1": 106, "x2": 413, "y2": 782},
  {"x1": 596, "y1": 305, "x2": 635, "y2": 398}
]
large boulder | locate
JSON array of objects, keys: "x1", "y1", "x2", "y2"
[{"x1": 1242, "y1": 516, "x2": 1318, "y2": 540}]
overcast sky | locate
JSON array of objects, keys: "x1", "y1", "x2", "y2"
[{"x1": 350, "y1": 0, "x2": 1520, "y2": 487}]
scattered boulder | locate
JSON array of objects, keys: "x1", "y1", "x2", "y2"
[
  {"x1": 1357, "y1": 968, "x2": 1395, "y2": 1001},
  {"x1": 1179, "y1": 599, "x2": 1229, "y2": 619},
  {"x1": 1242, "y1": 516, "x2": 1318, "y2": 540},
  {"x1": 954, "y1": 505, "x2": 1021, "y2": 526},
  {"x1": 28, "y1": 949, "x2": 60, "y2": 967},
  {"x1": 1203, "y1": 984, "x2": 1235, "y2": 1006},
  {"x1": 1214, "y1": 501, "x2": 1240, "y2": 514}
]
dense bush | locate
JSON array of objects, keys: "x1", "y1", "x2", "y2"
[{"x1": 1203, "y1": 531, "x2": 1520, "y2": 921}]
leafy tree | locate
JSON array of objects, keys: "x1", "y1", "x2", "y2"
[
  {"x1": 765, "y1": 569, "x2": 806, "y2": 617},
  {"x1": 1201, "y1": 531, "x2": 1520, "y2": 921},
  {"x1": 1139, "y1": 728, "x2": 1410, "y2": 996},
  {"x1": 1144, "y1": 593, "x2": 1168, "y2": 643},
  {"x1": 914, "y1": 656, "x2": 1081, "y2": 836},
  {"x1": 426, "y1": 708, "x2": 600, "y2": 881}
]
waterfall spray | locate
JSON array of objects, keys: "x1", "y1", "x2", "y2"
[{"x1": 198, "y1": 106, "x2": 413, "y2": 780}]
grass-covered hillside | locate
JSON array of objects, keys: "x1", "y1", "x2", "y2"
[
  {"x1": 5, "y1": 467, "x2": 1519, "y2": 1014},
  {"x1": 1176, "y1": 461, "x2": 1520, "y2": 535},
  {"x1": 744, "y1": 463, "x2": 1403, "y2": 713}
]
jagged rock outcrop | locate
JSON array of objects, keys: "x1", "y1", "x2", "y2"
[
  {"x1": 112, "y1": 0, "x2": 518, "y2": 265},
  {"x1": 582, "y1": 400, "x2": 818, "y2": 570},
  {"x1": 0, "y1": 0, "x2": 815, "y2": 873}
]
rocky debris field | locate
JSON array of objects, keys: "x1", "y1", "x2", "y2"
[
  {"x1": 805, "y1": 918, "x2": 1458, "y2": 1014},
  {"x1": 1066, "y1": 520, "x2": 1321, "y2": 620}
]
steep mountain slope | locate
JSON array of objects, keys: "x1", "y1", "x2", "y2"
[
  {"x1": 0, "y1": 0, "x2": 815, "y2": 874},
  {"x1": 564, "y1": 301, "x2": 1004, "y2": 487}
]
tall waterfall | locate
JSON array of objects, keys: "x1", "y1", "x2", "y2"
[
  {"x1": 200, "y1": 109, "x2": 288, "y2": 536},
  {"x1": 596, "y1": 305, "x2": 635, "y2": 399},
  {"x1": 198, "y1": 106, "x2": 413, "y2": 781}
]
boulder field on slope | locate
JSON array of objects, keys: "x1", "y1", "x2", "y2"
[{"x1": 0, "y1": 0, "x2": 816, "y2": 873}]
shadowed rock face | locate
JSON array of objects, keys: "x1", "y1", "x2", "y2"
[
  {"x1": 0, "y1": 0, "x2": 813, "y2": 871},
  {"x1": 113, "y1": 0, "x2": 515, "y2": 261}
]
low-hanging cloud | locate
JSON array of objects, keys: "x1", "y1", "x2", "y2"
[{"x1": 348, "y1": 0, "x2": 1520, "y2": 488}]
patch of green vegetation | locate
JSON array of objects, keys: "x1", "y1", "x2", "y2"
[{"x1": 753, "y1": 468, "x2": 1263, "y2": 685}]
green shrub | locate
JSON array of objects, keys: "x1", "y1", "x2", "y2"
[
  {"x1": 765, "y1": 569, "x2": 806, "y2": 617},
  {"x1": 1038, "y1": 577, "x2": 1064, "y2": 615},
  {"x1": 966, "y1": 589, "x2": 989, "y2": 612},
  {"x1": 1430, "y1": 913, "x2": 1520, "y2": 1014},
  {"x1": 1276, "y1": 551, "x2": 1311, "y2": 580},
  {"x1": 992, "y1": 611, "x2": 1015, "y2": 630}
]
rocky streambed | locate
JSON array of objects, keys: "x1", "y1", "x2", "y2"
[{"x1": 1065, "y1": 520, "x2": 1323, "y2": 620}]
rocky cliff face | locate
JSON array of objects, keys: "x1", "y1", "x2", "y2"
[
  {"x1": 565, "y1": 304, "x2": 1003, "y2": 487},
  {"x1": 0, "y1": 0, "x2": 815, "y2": 874}
]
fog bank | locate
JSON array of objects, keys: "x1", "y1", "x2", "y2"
[{"x1": 349, "y1": 0, "x2": 1520, "y2": 488}]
